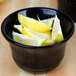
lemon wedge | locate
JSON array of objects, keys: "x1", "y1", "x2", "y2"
[
  {"x1": 40, "y1": 17, "x2": 54, "y2": 27},
  {"x1": 22, "y1": 26, "x2": 52, "y2": 39},
  {"x1": 14, "y1": 25, "x2": 22, "y2": 33},
  {"x1": 42, "y1": 40, "x2": 55, "y2": 46},
  {"x1": 12, "y1": 31, "x2": 46, "y2": 46},
  {"x1": 18, "y1": 14, "x2": 52, "y2": 33},
  {"x1": 52, "y1": 15, "x2": 64, "y2": 43},
  {"x1": 13, "y1": 25, "x2": 55, "y2": 46},
  {"x1": 14, "y1": 25, "x2": 52, "y2": 39}
]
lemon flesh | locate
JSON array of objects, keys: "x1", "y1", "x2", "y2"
[
  {"x1": 18, "y1": 14, "x2": 52, "y2": 33},
  {"x1": 14, "y1": 25, "x2": 22, "y2": 33},
  {"x1": 22, "y1": 26, "x2": 52, "y2": 39},
  {"x1": 12, "y1": 31, "x2": 46, "y2": 46},
  {"x1": 40, "y1": 17, "x2": 54, "y2": 27},
  {"x1": 22, "y1": 27, "x2": 55, "y2": 46},
  {"x1": 14, "y1": 25, "x2": 52, "y2": 39},
  {"x1": 13, "y1": 25, "x2": 55, "y2": 46},
  {"x1": 43, "y1": 40, "x2": 55, "y2": 46},
  {"x1": 52, "y1": 15, "x2": 64, "y2": 43}
]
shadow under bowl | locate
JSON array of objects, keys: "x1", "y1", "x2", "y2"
[{"x1": 1, "y1": 7, "x2": 75, "y2": 73}]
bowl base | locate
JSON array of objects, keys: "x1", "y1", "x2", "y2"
[{"x1": 15, "y1": 61, "x2": 61, "y2": 73}]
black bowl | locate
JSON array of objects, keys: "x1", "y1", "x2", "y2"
[
  {"x1": 58, "y1": 0, "x2": 76, "y2": 22},
  {"x1": 1, "y1": 7, "x2": 75, "y2": 73}
]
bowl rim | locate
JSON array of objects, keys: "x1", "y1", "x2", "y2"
[{"x1": 1, "y1": 7, "x2": 75, "y2": 48}]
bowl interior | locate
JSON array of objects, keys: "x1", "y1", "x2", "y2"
[{"x1": 2, "y1": 7, "x2": 74, "y2": 46}]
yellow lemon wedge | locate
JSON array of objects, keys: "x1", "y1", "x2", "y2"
[
  {"x1": 39, "y1": 17, "x2": 54, "y2": 27},
  {"x1": 14, "y1": 25, "x2": 55, "y2": 46},
  {"x1": 18, "y1": 14, "x2": 52, "y2": 33},
  {"x1": 42, "y1": 40, "x2": 55, "y2": 46},
  {"x1": 14, "y1": 25, "x2": 22, "y2": 33},
  {"x1": 14, "y1": 25, "x2": 52, "y2": 39},
  {"x1": 12, "y1": 31, "x2": 46, "y2": 46},
  {"x1": 22, "y1": 26, "x2": 52, "y2": 40},
  {"x1": 52, "y1": 15, "x2": 64, "y2": 43}
]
